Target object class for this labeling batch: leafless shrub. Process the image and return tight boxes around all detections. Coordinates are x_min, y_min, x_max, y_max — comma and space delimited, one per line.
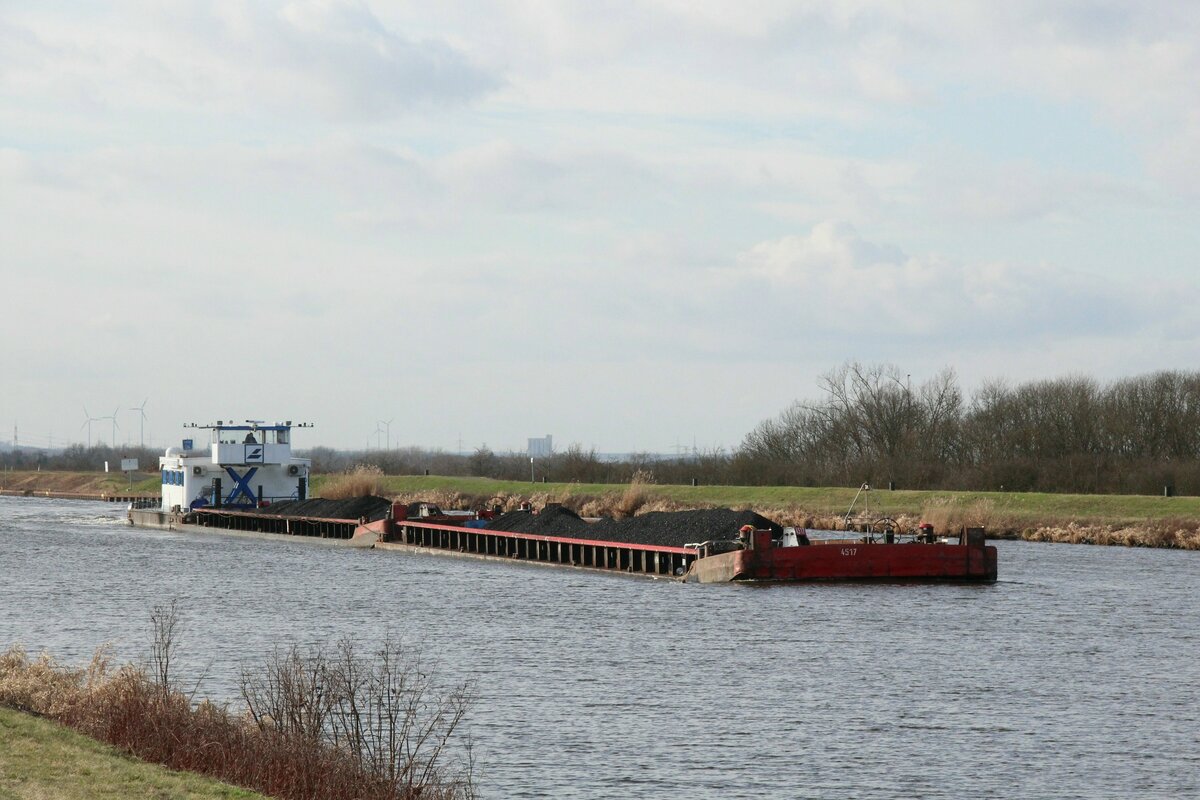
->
241, 643, 332, 743
149, 599, 179, 693
241, 634, 476, 798
1, 613, 476, 800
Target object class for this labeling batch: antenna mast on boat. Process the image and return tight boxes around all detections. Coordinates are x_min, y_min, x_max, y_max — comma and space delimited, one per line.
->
843, 482, 871, 527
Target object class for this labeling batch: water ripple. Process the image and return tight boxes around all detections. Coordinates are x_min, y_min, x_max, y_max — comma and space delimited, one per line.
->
1, 497, 1197, 799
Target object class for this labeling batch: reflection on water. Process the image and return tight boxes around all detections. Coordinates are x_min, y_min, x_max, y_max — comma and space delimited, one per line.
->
1, 496, 1197, 799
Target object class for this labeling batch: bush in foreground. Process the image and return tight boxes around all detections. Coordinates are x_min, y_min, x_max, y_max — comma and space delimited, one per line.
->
0, 606, 476, 800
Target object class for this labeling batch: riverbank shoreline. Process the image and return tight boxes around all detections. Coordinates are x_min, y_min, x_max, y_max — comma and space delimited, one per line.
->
6, 470, 1199, 549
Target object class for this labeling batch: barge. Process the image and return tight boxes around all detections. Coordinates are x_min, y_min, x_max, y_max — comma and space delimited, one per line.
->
366, 512, 996, 583
130, 421, 997, 582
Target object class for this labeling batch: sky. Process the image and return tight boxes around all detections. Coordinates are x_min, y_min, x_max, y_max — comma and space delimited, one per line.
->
3, 1, 1200, 454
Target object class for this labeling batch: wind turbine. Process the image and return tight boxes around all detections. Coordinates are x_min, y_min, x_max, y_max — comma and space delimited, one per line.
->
131, 398, 149, 448
378, 418, 393, 450
103, 407, 120, 446
81, 406, 100, 448
374, 422, 385, 450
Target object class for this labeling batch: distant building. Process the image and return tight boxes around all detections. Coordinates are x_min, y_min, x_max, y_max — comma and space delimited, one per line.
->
527, 435, 553, 458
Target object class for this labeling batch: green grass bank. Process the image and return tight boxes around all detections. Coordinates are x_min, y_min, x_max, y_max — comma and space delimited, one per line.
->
6, 470, 1198, 526
316, 473, 1200, 527
0, 706, 264, 800
5, 469, 1199, 546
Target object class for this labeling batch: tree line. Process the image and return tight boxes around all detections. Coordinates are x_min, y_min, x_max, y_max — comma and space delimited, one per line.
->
738, 363, 1200, 495
7, 364, 1198, 495
0, 443, 166, 473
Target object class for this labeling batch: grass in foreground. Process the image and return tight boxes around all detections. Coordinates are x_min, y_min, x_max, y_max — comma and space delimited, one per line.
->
0, 706, 263, 800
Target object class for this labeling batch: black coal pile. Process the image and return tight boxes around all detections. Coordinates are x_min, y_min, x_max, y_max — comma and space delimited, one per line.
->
486, 506, 592, 537
241, 495, 392, 522
486, 506, 782, 548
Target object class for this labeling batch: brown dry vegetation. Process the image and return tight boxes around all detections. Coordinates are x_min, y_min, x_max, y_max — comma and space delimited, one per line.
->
320, 464, 386, 500
0, 470, 157, 495
0, 605, 476, 800
1018, 519, 1200, 549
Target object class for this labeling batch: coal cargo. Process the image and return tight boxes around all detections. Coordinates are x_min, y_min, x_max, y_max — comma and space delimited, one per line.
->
239, 495, 393, 522
485, 506, 782, 548
486, 505, 593, 537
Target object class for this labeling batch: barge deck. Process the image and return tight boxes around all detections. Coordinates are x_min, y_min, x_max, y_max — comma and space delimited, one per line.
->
376, 518, 696, 579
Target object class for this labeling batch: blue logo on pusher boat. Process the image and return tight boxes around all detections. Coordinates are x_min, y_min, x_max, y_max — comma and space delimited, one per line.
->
245, 444, 264, 463
224, 467, 259, 505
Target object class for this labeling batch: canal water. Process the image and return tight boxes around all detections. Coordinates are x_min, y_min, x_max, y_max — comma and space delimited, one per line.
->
1, 496, 1197, 799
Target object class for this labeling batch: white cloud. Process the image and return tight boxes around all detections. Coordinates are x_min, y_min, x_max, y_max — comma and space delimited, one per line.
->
721, 221, 1178, 346
0, 2, 497, 121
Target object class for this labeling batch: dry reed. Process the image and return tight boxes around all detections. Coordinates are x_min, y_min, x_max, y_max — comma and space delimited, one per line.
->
1019, 518, 1200, 549
919, 497, 996, 534
612, 470, 656, 519
321, 465, 386, 500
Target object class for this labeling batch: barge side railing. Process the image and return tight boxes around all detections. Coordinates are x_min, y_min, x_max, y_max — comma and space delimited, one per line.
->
384, 519, 698, 579
190, 508, 362, 539
184, 510, 701, 577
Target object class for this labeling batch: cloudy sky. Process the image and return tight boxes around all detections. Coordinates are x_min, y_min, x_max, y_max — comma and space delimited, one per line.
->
3, 1, 1199, 453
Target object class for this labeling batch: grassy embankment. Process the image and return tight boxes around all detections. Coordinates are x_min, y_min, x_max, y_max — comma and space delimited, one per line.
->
349, 474, 1197, 524
6, 469, 1200, 547
0, 706, 264, 800
0, 470, 160, 497
317, 472, 1200, 549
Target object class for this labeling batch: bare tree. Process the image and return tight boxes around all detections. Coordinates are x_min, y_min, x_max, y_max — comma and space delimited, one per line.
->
241, 633, 476, 798
149, 599, 180, 693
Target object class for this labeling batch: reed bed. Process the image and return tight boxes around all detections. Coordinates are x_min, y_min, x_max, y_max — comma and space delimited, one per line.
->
1018, 519, 1200, 549
320, 464, 387, 500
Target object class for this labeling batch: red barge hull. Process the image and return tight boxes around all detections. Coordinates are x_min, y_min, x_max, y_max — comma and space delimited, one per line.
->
688, 530, 997, 583
370, 518, 998, 584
